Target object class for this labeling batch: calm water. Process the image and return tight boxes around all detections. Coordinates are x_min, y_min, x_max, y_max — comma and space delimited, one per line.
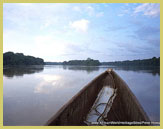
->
3, 65, 160, 125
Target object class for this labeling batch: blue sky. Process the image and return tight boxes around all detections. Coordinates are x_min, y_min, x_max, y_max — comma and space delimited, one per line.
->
3, 3, 160, 62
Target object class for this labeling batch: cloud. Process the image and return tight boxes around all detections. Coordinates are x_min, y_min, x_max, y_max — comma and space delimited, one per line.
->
147, 38, 160, 45
33, 35, 99, 60
73, 5, 103, 18
106, 26, 128, 32
134, 26, 160, 40
117, 14, 124, 17
34, 35, 67, 55
4, 3, 160, 61
17, 3, 34, 7
127, 25, 160, 53
3, 29, 34, 54
118, 3, 160, 18
40, 20, 51, 30
96, 12, 104, 17
63, 43, 100, 55
134, 3, 160, 17
69, 19, 90, 32
72, 6, 81, 12
63, 44, 85, 55
117, 4, 133, 17
118, 9, 130, 17
85, 6, 94, 16
126, 25, 160, 56
34, 74, 62, 94
112, 40, 156, 57
4, 3, 71, 31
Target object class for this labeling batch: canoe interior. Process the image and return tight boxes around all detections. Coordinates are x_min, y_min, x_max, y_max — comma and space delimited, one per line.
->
46, 69, 150, 126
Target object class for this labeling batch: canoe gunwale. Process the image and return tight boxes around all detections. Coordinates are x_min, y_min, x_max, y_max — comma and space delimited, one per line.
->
45, 71, 108, 125
110, 70, 150, 122
45, 69, 151, 126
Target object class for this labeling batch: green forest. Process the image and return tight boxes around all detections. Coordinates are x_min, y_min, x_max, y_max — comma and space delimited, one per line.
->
101, 57, 160, 66
3, 52, 44, 65
4, 51, 159, 67
46, 57, 160, 66
62, 58, 100, 66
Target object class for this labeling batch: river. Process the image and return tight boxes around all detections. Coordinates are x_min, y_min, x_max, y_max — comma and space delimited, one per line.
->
3, 65, 160, 125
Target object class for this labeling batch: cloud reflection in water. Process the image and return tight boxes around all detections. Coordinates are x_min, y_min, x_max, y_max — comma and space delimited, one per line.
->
34, 74, 62, 94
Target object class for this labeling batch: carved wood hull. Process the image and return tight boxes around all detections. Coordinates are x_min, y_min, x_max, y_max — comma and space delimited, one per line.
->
45, 69, 150, 126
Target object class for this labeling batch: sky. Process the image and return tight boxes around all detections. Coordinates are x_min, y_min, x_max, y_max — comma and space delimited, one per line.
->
3, 3, 160, 62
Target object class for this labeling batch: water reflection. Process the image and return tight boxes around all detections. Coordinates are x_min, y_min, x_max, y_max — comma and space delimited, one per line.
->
3, 65, 160, 78
3, 65, 44, 78
62, 65, 99, 73
112, 66, 160, 76
62, 65, 160, 76
3, 65, 160, 125
34, 74, 62, 94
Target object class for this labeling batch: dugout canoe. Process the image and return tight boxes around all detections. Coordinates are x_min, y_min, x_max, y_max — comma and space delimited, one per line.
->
46, 69, 150, 126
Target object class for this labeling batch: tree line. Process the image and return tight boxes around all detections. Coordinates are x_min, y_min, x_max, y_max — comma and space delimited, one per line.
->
101, 57, 160, 66
45, 58, 100, 66
4, 51, 159, 67
62, 58, 100, 66
45, 57, 160, 66
3, 52, 44, 66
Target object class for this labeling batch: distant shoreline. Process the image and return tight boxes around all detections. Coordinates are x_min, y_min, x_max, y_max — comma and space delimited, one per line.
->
45, 57, 160, 67
3, 51, 160, 67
